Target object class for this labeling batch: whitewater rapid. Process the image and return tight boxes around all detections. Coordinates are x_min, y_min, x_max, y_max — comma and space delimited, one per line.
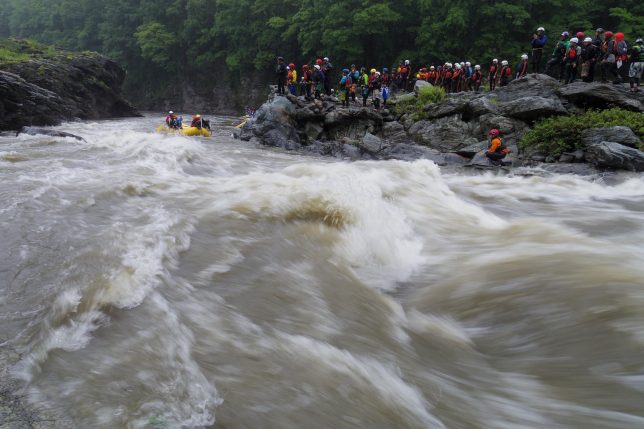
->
1, 116, 643, 429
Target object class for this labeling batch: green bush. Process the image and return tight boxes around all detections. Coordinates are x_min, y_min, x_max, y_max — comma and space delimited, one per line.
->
519, 108, 644, 157
392, 85, 446, 120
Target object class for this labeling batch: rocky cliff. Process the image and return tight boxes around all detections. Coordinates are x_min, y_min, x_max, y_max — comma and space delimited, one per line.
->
0, 39, 140, 131
238, 75, 644, 172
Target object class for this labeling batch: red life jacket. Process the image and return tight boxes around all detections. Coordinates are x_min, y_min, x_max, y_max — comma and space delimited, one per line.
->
566, 47, 577, 60
489, 64, 497, 76
503, 66, 511, 77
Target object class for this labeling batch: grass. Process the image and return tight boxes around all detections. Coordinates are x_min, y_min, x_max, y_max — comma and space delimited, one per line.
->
393, 85, 446, 120
519, 108, 644, 157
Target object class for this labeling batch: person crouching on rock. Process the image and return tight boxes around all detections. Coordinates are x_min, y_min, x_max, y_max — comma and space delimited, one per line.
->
486, 129, 510, 164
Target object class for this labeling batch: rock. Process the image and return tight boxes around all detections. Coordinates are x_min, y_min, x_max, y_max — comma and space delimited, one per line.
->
472, 114, 529, 141
382, 121, 408, 144
382, 143, 468, 166
493, 74, 560, 102
455, 140, 488, 158
389, 92, 416, 106
586, 141, 644, 172
16, 126, 85, 141
581, 126, 641, 149
341, 143, 361, 160
424, 98, 468, 119
304, 121, 324, 140
537, 163, 601, 175
558, 153, 575, 163
358, 133, 385, 156
414, 80, 432, 95
499, 96, 567, 121
408, 116, 475, 151
557, 82, 643, 112
467, 150, 513, 168
324, 108, 383, 140
252, 96, 301, 149
464, 96, 499, 119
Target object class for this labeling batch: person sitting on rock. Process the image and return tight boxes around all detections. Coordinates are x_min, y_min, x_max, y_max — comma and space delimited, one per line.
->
165, 111, 180, 129
629, 38, 643, 92
486, 128, 510, 164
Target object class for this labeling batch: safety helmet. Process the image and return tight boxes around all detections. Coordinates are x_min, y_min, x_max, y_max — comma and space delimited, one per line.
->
537, 27, 545, 32
404, 60, 410, 65
493, 59, 498, 63
316, 58, 323, 65
302, 64, 308, 70
501, 60, 508, 66
277, 56, 284, 61
383, 68, 389, 72
521, 53, 528, 60
596, 28, 604, 33
455, 64, 461, 69
604, 31, 614, 39
289, 63, 295, 69
615, 32, 624, 42
323, 57, 329, 61
342, 68, 349, 74
169, 110, 173, 114
576, 31, 585, 39
570, 37, 579, 44
376, 72, 381, 76
475, 65, 481, 70
561, 31, 569, 37
488, 128, 500, 136
583, 37, 593, 43
286, 66, 290, 70
430, 66, 435, 70
370, 68, 376, 73
314, 64, 321, 70
465, 61, 471, 66
351, 64, 356, 68
636, 38, 644, 44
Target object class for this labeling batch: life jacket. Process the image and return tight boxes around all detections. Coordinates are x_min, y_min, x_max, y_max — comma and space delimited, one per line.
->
287, 70, 293, 83
444, 70, 453, 80
489, 64, 497, 78
488, 137, 508, 154
400, 66, 409, 78
452, 69, 461, 79
566, 46, 577, 60
381, 73, 390, 85
517, 60, 529, 77
428, 71, 437, 82
473, 70, 482, 82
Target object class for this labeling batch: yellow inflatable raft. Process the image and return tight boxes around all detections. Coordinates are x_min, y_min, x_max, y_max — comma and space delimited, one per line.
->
155, 124, 211, 137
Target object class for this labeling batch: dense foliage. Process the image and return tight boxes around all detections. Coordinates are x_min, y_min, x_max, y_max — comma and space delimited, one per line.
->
519, 108, 644, 156
393, 85, 447, 120
1, 0, 642, 102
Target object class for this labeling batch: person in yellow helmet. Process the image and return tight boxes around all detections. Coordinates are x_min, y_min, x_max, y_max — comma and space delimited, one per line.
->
191, 114, 211, 130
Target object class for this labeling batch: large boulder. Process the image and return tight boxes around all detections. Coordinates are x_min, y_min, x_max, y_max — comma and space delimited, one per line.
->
252, 96, 301, 149
424, 98, 468, 119
493, 74, 560, 102
472, 114, 530, 141
414, 80, 432, 95
499, 96, 567, 121
381, 121, 409, 144
324, 108, 383, 140
358, 133, 386, 156
408, 116, 476, 151
455, 140, 488, 158
581, 126, 641, 149
464, 96, 499, 119
586, 141, 644, 172
557, 82, 644, 112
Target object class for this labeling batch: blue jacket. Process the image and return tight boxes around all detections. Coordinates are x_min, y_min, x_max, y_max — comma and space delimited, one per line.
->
532, 33, 548, 48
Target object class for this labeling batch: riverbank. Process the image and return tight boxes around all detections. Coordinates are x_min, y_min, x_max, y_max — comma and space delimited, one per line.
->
0, 38, 140, 131
239, 75, 644, 172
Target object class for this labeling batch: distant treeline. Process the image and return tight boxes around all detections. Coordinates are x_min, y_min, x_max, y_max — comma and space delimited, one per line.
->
1, 0, 642, 98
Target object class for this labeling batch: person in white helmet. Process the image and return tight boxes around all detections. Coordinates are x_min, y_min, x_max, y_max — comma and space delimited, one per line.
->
580, 37, 599, 82
628, 38, 643, 92
165, 110, 180, 129
516, 53, 530, 79
322, 57, 333, 96
499, 60, 512, 86
464, 61, 473, 90
531, 26, 548, 73
489, 59, 499, 90
564, 37, 582, 84
472, 65, 483, 91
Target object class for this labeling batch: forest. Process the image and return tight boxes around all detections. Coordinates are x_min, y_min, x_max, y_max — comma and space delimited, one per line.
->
1, 0, 642, 106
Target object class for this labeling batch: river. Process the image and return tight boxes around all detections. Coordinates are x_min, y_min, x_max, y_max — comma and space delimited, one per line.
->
1, 115, 644, 429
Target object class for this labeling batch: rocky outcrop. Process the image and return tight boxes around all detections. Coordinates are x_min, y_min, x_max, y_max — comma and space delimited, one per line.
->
242, 74, 643, 172
586, 142, 644, 172
0, 39, 139, 131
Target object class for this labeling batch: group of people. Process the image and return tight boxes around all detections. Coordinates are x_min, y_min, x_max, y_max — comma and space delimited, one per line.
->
164, 111, 211, 130
275, 26, 643, 108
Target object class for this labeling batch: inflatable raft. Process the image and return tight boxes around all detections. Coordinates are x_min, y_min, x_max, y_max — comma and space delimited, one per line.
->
155, 124, 211, 137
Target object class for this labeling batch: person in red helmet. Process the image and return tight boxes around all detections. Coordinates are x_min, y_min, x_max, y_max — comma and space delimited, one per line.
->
576, 31, 585, 41
301, 64, 313, 99
486, 128, 510, 164
287, 63, 298, 95
600, 31, 615, 83
614, 32, 628, 84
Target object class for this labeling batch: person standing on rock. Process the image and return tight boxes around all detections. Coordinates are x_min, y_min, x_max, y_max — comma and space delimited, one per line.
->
564, 37, 581, 84
359, 67, 370, 107
350, 65, 360, 104
499, 60, 512, 87
472, 65, 483, 91
301, 65, 313, 100
313, 64, 325, 99
531, 26, 548, 73
489, 59, 499, 90
580, 37, 598, 82
322, 57, 333, 96
287, 63, 297, 95
600, 31, 617, 83
545, 31, 569, 80
614, 33, 628, 84
628, 38, 643, 92
275, 57, 287, 96
339, 69, 351, 108
516, 54, 530, 79
486, 128, 510, 164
